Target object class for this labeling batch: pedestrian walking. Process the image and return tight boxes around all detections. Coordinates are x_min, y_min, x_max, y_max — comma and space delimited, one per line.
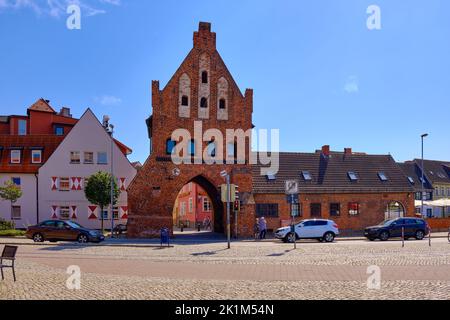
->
258, 217, 267, 240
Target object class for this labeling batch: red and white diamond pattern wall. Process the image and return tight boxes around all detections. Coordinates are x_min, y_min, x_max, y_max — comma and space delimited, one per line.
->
88, 205, 98, 220
71, 206, 78, 219
51, 177, 58, 191
119, 178, 126, 191
120, 206, 128, 219
71, 178, 83, 191
51, 206, 58, 219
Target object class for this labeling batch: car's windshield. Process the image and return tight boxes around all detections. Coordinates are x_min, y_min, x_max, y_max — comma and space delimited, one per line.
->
379, 219, 395, 226
66, 221, 83, 229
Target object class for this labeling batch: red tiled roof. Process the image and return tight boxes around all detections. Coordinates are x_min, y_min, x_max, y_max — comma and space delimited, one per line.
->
28, 98, 56, 114
0, 135, 64, 174
113, 138, 133, 155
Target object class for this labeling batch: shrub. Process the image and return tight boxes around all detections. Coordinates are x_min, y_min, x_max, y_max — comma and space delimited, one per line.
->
0, 218, 15, 231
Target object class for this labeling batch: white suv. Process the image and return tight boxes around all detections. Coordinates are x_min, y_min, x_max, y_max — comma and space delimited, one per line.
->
274, 219, 339, 243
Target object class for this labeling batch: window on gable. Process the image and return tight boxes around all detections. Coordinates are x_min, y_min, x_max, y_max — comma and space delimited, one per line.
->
84, 152, 94, 164
378, 172, 388, 181
201, 71, 208, 84
10, 150, 21, 164
31, 150, 42, 164
302, 171, 312, 181
181, 95, 189, 106
200, 97, 208, 109
70, 151, 80, 164
219, 99, 226, 109
348, 171, 359, 181
55, 126, 64, 136
97, 152, 108, 164
18, 120, 27, 135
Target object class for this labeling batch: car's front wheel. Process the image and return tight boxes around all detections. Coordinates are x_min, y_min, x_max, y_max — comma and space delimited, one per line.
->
415, 230, 425, 240
379, 231, 389, 241
77, 234, 89, 244
285, 232, 297, 243
323, 232, 335, 243
33, 233, 44, 243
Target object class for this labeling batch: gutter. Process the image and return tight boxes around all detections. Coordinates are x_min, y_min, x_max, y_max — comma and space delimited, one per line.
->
35, 173, 39, 224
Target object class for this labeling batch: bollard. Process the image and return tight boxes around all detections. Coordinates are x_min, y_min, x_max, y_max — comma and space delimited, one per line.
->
402, 227, 405, 248
428, 227, 432, 247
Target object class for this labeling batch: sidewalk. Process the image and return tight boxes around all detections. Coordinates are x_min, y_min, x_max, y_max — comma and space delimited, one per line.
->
0, 232, 447, 248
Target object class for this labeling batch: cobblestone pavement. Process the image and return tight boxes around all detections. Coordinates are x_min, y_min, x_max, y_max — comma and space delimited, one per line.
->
0, 238, 449, 300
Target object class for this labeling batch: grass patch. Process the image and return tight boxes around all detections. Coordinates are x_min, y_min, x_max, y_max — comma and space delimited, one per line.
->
0, 229, 26, 237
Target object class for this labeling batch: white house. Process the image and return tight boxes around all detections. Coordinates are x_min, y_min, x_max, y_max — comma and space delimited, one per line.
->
38, 109, 137, 230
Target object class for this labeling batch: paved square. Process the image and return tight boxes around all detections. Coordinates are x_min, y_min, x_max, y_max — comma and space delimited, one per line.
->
0, 238, 449, 300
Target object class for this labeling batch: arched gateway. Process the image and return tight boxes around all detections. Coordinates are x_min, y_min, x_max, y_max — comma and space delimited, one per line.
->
127, 22, 255, 238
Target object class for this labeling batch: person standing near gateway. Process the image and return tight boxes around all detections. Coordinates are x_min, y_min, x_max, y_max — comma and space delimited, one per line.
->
258, 217, 267, 240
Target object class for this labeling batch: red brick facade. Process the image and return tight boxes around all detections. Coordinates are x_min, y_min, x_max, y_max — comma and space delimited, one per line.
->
254, 192, 415, 235
127, 22, 255, 238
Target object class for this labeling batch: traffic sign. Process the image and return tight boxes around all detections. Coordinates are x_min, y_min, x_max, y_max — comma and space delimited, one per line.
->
221, 184, 236, 202
285, 180, 299, 195
286, 194, 299, 204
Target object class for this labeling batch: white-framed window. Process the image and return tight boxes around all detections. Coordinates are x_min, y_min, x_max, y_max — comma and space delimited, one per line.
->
10, 150, 21, 164
31, 150, 42, 164
98, 152, 108, 164
59, 206, 70, 220
70, 151, 81, 164
84, 152, 94, 164
11, 206, 21, 220
189, 198, 193, 213
59, 177, 70, 191
113, 207, 119, 220
100, 210, 108, 220
180, 202, 186, 216
18, 119, 27, 135
203, 197, 211, 212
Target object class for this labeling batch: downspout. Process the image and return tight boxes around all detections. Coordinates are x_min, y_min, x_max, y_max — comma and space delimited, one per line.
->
35, 173, 39, 224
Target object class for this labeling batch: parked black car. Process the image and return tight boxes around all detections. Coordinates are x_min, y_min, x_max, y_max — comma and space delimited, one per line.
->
364, 217, 430, 241
26, 220, 105, 243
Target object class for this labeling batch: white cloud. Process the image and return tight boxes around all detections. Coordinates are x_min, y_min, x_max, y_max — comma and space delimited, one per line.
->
95, 95, 122, 106
344, 76, 359, 94
0, 0, 118, 17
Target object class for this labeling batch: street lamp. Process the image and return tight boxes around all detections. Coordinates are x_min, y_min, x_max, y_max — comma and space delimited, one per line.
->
421, 133, 429, 218
220, 170, 231, 249
109, 123, 115, 238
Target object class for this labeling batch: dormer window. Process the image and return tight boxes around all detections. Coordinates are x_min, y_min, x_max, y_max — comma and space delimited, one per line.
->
407, 177, 415, 185
10, 150, 21, 164
348, 171, 359, 181
200, 97, 208, 108
201, 71, 208, 84
181, 95, 189, 106
302, 171, 312, 181
378, 172, 388, 181
31, 150, 42, 164
219, 99, 226, 109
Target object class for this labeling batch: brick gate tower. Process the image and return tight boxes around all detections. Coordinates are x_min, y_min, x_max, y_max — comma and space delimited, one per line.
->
127, 22, 255, 238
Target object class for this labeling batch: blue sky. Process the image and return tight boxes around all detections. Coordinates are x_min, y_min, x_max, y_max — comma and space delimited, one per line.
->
0, 0, 449, 163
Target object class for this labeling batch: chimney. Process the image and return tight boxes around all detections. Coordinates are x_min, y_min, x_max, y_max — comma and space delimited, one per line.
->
344, 148, 352, 155
193, 22, 216, 50
321, 145, 330, 157
59, 107, 72, 118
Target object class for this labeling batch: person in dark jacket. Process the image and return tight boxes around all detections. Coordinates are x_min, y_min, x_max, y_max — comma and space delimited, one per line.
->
258, 217, 267, 240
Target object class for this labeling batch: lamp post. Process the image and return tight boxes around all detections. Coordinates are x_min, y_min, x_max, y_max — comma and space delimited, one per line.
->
109, 123, 115, 238
421, 133, 428, 218
220, 170, 231, 249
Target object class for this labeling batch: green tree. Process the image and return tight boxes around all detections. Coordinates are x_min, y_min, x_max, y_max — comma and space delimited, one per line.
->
0, 180, 23, 228
84, 171, 120, 233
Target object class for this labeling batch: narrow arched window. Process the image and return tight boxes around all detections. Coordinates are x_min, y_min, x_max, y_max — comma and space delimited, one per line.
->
201, 71, 208, 84
200, 97, 208, 108
166, 139, 176, 155
189, 139, 195, 156
219, 98, 226, 109
181, 95, 189, 106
